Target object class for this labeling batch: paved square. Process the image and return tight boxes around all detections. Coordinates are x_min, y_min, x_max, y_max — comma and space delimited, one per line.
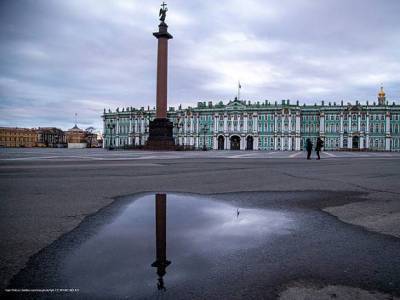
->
1, 148, 399, 298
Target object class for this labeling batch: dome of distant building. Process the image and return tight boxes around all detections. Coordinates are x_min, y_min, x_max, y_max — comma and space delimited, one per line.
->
66, 124, 87, 149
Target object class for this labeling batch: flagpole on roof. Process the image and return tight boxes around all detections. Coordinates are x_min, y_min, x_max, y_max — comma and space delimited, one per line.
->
238, 81, 241, 101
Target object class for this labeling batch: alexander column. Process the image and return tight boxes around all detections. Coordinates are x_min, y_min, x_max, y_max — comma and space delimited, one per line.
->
147, 2, 175, 150
151, 193, 171, 290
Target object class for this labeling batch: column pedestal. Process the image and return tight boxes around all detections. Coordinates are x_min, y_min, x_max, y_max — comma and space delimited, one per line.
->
146, 118, 175, 150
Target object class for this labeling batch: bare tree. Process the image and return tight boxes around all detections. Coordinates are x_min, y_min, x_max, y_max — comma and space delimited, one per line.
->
85, 127, 96, 148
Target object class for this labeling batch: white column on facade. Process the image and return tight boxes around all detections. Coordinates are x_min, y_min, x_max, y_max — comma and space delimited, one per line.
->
223, 115, 228, 133
128, 117, 132, 145
254, 136, 259, 150
274, 113, 278, 135
135, 118, 139, 145
339, 113, 343, 149
295, 113, 301, 151
360, 136, 364, 149
190, 116, 194, 134
295, 137, 300, 150
348, 136, 352, 149
116, 118, 120, 147
339, 114, 344, 148
192, 115, 196, 135
366, 114, 370, 149
102, 117, 106, 148
225, 135, 230, 150
240, 136, 245, 150
288, 114, 292, 150
385, 112, 391, 151
244, 114, 248, 132
319, 112, 325, 137
253, 114, 258, 133
274, 136, 278, 150
183, 116, 187, 143
357, 114, 361, 132
348, 115, 352, 134
339, 114, 343, 133
144, 118, 149, 144
214, 115, 218, 133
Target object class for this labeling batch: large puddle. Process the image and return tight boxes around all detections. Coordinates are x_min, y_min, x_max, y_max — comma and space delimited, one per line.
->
62, 193, 294, 298
8, 192, 400, 299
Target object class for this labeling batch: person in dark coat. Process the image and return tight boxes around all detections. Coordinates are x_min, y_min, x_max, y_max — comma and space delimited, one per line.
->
315, 137, 324, 160
306, 138, 313, 160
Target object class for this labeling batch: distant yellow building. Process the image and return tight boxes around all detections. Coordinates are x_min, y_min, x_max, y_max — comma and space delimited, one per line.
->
66, 124, 87, 148
37, 127, 67, 148
0, 127, 38, 148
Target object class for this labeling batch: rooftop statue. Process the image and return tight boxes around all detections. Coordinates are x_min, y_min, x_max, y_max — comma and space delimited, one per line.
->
159, 2, 168, 23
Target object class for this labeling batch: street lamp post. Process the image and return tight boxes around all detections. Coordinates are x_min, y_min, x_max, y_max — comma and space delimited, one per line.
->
174, 120, 181, 147
201, 124, 208, 151
107, 121, 115, 150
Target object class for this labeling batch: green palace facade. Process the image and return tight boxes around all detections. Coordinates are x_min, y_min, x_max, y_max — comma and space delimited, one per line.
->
102, 87, 400, 151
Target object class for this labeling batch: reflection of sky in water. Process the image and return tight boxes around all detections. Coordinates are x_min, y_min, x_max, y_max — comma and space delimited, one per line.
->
62, 194, 295, 298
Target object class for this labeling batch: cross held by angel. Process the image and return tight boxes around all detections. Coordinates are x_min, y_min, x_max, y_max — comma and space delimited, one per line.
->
159, 2, 168, 23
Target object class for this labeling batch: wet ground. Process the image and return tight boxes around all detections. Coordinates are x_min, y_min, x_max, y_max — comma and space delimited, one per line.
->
6, 192, 400, 299
1, 147, 400, 161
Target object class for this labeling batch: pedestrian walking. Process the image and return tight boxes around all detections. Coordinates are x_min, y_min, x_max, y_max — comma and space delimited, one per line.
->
315, 137, 324, 160
306, 138, 313, 160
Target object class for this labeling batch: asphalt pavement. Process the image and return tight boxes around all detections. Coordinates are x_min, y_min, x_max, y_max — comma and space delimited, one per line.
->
1, 148, 399, 298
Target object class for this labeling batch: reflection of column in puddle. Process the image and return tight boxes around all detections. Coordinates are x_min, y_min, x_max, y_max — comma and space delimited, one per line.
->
151, 193, 171, 291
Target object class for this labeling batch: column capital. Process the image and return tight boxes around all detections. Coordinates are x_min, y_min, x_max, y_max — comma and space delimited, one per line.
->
153, 23, 173, 39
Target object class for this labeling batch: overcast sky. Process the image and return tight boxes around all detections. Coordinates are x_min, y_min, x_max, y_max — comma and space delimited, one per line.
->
1, 0, 399, 131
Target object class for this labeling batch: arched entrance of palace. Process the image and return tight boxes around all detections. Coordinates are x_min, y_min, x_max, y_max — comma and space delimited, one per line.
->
352, 136, 359, 149
230, 135, 240, 150
218, 135, 224, 150
246, 136, 253, 150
